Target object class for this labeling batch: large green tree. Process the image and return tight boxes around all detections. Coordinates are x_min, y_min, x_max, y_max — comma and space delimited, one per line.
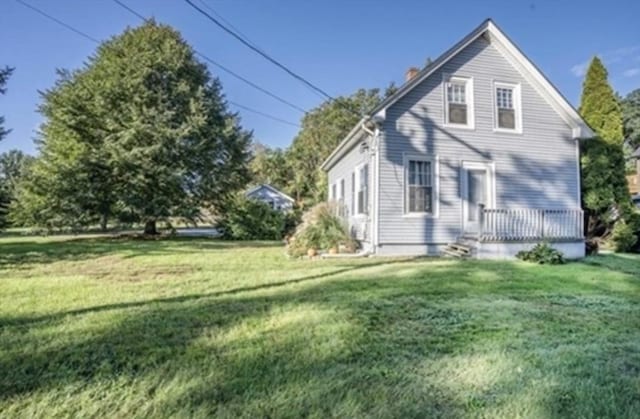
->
0, 66, 13, 141
287, 87, 390, 204
579, 57, 632, 239
16, 22, 251, 233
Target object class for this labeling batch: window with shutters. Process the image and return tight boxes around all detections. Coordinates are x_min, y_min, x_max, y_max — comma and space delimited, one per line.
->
494, 82, 522, 132
444, 75, 474, 129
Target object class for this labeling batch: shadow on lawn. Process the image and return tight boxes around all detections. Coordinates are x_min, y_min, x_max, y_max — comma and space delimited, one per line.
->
2, 258, 640, 417
0, 236, 282, 270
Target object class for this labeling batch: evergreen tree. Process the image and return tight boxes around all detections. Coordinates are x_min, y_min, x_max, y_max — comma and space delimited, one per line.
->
0, 150, 34, 228
579, 57, 624, 145
0, 66, 13, 141
15, 22, 251, 233
579, 57, 632, 239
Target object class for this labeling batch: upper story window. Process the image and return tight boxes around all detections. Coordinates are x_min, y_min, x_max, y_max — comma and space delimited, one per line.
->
444, 75, 474, 129
330, 183, 337, 201
494, 82, 522, 132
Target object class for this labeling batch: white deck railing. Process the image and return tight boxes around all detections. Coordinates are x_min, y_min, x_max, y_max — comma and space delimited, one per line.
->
480, 207, 584, 242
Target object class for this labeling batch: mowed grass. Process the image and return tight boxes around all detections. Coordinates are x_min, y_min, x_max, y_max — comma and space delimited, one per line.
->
1, 236, 639, 418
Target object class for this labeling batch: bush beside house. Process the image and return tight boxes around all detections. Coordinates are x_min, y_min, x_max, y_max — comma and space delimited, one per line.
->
287, 203, 356, 257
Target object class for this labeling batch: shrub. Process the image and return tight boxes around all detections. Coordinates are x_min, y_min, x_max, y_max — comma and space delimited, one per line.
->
283, 208, 302, 238
287, 202, 356, 257
516, 243, 565, 265
610, 220, 638, 252
217, 194, 285, 240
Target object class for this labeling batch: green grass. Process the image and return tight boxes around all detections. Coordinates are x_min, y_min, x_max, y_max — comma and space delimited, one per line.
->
1, 235, 639, 418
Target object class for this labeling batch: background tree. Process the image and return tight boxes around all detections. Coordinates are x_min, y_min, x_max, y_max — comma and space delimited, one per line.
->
0, 150, 34, 228
249, 142, 292, 192
621, 89, 640, 166
0, 66, 14, 141
15, 22, 251, 234
579, 57, 633, 240
287, 88, 389, 204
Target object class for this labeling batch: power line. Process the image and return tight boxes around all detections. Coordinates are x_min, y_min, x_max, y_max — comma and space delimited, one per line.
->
196, 0, 261, 52
228, 101, 300, 128
183, 0, 335, 102
111, 0, 308, 114
15, 0, 302, 128
15, 0, 100, 44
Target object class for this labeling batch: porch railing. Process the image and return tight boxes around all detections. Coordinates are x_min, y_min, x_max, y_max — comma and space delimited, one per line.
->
479, 206, 584, 242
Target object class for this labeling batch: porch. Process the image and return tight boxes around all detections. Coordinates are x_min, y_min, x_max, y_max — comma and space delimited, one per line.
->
476, 206, 584, 242
446, 207, 585, 259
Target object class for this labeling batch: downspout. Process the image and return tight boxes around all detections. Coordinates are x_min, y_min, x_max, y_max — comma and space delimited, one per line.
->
361, 120, 379, 253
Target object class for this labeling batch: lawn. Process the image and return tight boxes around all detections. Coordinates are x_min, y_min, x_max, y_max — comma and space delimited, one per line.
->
1, 235, 639, 418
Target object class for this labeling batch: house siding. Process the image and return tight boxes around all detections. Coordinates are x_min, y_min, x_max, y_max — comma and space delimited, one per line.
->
378, 35, 580, 246
327, 141, 373, 246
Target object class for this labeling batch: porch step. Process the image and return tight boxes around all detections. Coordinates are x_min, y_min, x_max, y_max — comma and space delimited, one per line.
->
442, 240, 477, 258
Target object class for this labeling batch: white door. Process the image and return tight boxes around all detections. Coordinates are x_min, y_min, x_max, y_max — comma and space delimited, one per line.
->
462, 162, 494, 235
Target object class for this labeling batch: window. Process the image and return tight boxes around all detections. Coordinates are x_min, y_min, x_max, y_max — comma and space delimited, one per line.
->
339, 179, 345, 204
444, 75, 474, 128
494, 82, 521, 132
406, 159, 433, 213
331, 183, 337, 201
351, 172, 356, 215
356, 164, 368, 215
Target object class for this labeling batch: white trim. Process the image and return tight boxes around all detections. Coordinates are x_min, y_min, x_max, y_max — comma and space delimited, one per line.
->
575, 138, 582, 207
492, 81, 522, 134
485, 22, 592, 138
322, 19, 593, 174
460, 161, 496, 234
403, 153, 440, 218
442, 74, 475, 130
338, 177, 345, 201
246, 184, 295, 203
373, 130, 381, 249
354, 162, 369, 216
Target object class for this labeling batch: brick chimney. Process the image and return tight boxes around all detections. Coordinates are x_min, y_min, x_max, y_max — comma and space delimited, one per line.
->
405, 67, 420, 82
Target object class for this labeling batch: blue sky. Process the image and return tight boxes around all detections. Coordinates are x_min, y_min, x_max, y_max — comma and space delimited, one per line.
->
1, 0, 639, 155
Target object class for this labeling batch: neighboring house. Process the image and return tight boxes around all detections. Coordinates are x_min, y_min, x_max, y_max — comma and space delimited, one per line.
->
322, 19, 593, 259
246, 184, 294, 211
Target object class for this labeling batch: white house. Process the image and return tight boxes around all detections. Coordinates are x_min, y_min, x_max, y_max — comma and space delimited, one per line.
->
246, 184, 295, 211
322, 19, 593, 259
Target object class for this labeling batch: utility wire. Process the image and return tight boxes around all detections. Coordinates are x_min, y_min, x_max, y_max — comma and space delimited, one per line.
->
111, 0, 307, 114
196, 0, 260, 52
183, 0, 335, 102
15, 0, 302, 128
15, 0, 100, 43
228, 101, 299, 128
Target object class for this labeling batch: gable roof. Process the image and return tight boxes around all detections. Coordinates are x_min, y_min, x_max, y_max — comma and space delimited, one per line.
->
321, 19, 594, 171
245, 184, 295, 202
